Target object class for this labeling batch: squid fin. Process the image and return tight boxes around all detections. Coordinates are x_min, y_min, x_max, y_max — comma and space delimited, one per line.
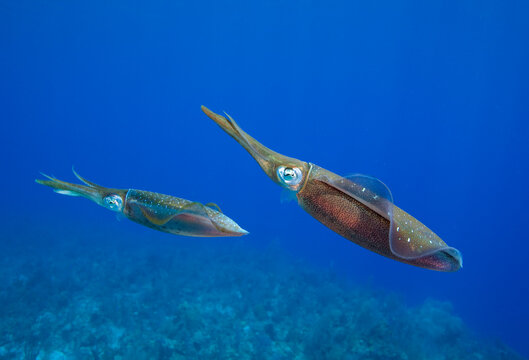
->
317, 174, 394, 220
205, 202, 222, 213
180, 202, 226, 233
139, 201, 222, 230
318, 173, 457, 260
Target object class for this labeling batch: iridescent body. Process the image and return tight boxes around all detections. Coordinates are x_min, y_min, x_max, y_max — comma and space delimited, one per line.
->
201, 106, 462, 271
36, 170, 248, 237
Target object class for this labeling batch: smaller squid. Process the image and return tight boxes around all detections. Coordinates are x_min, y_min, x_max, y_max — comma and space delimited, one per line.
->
202, 106, 462, 271
36, 170, 248, 237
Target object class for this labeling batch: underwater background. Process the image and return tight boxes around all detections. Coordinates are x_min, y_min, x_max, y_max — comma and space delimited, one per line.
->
1, 0, 528, 359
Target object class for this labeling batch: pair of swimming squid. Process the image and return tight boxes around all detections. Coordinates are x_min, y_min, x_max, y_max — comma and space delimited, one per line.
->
37, 106, 462, 272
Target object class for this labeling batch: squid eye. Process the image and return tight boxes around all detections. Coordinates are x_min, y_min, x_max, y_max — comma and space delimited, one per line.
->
277, 166, 303, 188
103, 194, 123, 211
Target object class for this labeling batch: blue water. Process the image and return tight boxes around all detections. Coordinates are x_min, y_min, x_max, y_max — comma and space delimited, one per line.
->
1, 0, 528, 358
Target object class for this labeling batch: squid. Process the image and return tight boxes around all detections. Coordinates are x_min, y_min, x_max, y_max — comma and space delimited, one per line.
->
201, 106, 462, 271
36, 170, 248, 237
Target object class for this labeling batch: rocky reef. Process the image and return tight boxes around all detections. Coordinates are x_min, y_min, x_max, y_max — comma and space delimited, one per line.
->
0, 224, 522, 360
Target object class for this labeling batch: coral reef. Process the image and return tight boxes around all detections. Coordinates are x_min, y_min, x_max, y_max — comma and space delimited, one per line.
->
0, 226, 522, 360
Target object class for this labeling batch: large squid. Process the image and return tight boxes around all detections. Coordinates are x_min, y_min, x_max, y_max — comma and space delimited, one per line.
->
36, 170, 248, 237
201, 106, 462, 271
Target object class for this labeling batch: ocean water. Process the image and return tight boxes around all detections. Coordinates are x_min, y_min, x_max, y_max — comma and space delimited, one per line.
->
1, 0, 528, 359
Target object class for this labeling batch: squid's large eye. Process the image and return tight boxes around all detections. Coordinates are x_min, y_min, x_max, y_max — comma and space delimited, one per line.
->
103, 194, 123, 211
277, 166, 303, 188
